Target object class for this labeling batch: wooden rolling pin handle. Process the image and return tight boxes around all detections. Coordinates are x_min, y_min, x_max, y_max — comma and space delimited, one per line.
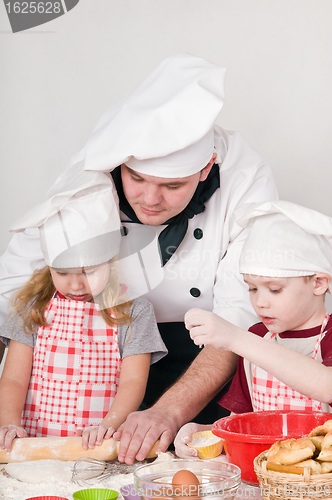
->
266, 462, 305, 475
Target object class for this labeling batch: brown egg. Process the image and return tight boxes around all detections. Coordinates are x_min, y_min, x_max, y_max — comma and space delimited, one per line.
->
172, 469, 200, 500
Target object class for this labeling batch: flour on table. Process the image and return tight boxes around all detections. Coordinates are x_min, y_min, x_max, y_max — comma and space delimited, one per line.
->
0, 461, 135, 500
0, 454, 263, 500
155, 452, 175, 461
5, 459, 74, 483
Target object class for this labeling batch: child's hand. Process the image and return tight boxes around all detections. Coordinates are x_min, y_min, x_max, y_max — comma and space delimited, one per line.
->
0, 424, 27, 452
174, 423, 206, 458
184, 308, 234, 350
80, 425, 115, 449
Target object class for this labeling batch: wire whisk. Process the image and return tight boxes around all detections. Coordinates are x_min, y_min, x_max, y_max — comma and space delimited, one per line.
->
72, 456, 138, 485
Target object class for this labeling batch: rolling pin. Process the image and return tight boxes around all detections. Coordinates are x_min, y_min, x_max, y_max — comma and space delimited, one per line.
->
0, 436, 159, 463
266, 462, 305, 475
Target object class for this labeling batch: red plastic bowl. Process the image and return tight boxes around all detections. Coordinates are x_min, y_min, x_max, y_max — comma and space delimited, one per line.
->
212, 411, 332, 485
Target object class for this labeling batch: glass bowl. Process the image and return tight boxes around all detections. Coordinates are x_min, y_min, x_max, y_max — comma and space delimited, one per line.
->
134, 459, 241, 500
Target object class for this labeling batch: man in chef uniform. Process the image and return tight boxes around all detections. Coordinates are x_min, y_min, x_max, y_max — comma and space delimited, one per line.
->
0, 53, 278, 462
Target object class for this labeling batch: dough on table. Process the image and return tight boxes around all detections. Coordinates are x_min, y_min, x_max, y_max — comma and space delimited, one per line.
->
5, 459, 75, 483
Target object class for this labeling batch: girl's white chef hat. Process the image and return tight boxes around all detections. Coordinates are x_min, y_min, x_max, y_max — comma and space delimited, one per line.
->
235, 200, 332, 279
73, 53, 226, 178
10, 165, 121, 269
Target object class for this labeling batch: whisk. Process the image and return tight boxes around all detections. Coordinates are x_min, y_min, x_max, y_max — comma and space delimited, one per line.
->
72, 456, 140, 485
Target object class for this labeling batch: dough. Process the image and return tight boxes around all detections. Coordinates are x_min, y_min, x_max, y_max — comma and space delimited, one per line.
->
5, 459, 75, 483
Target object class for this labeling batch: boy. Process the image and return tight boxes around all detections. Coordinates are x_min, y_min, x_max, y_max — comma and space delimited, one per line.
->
175, 201, 332, 457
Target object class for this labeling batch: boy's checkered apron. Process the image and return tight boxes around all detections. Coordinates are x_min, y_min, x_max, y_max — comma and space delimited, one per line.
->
22, 296, 121, 437
252, 314, 330, 412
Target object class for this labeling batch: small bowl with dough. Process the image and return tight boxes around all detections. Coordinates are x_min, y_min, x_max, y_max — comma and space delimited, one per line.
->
187, 430, 223, 459
73, 488, 119, 500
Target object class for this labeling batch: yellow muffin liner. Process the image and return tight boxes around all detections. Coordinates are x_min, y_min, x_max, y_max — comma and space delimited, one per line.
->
187, 430, 223, 459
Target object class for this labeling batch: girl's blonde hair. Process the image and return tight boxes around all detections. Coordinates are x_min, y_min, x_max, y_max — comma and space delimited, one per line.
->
11, 262, 132, 334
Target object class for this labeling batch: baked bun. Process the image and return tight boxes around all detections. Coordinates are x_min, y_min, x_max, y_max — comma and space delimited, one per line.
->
267, 437, 315, 465
320, 461, 332, 474
317, 431, 332, 461
265, 419, 332, 475
310, 435, 324, 451
322, 432, 332, 449
317, 449, 332, 461
309, 420, 332, 437
294, 459, 321, 474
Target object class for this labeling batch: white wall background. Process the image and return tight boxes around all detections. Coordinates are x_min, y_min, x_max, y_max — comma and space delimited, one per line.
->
1, 0, 332, 253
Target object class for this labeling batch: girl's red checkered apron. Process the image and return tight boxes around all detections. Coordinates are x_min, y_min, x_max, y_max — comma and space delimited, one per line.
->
22, 295, 121, 437
252, 314, 330, 412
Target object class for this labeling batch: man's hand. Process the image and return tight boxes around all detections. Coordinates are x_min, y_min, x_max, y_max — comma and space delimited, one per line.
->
113, 344, 237, 465
113, 408, 178, 464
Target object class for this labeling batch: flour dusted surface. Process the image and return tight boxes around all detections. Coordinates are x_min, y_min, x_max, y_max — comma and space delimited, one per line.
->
0, 452, 264, 499
0, 453, 175, 500
5, 460, 74, 483
0, 461, 134, 500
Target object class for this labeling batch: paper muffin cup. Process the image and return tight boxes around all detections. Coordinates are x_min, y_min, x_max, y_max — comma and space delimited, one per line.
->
73, 488, 119, 500
25, 497, 69, 500
187, 430, 223, 459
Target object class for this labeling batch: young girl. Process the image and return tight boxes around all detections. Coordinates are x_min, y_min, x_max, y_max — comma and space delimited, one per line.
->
175, 200, 332, 457
0, 173, 167, 452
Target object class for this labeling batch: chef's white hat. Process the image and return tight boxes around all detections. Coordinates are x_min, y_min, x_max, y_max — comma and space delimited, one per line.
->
10, 165, 121, 269
78, 53, 225, 178
236, 200, 332, 279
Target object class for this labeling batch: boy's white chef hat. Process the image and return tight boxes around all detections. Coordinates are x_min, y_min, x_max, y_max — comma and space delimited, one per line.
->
75, 53, 225, 178
235, 200, 332, 279
10, 165, 121, 269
